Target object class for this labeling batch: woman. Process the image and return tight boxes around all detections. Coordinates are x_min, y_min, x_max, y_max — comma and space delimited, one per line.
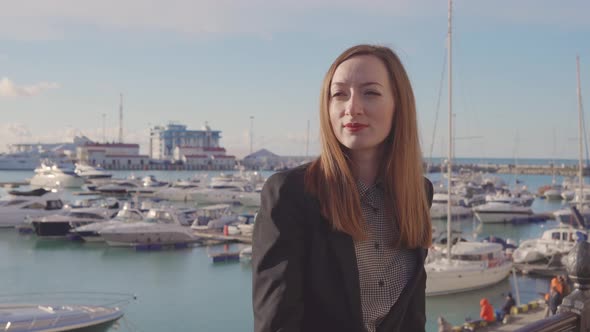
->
252, 44, 433, 332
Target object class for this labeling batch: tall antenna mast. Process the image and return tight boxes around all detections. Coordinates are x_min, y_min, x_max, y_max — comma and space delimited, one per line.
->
118, 93, 124, 143
446, 0, 453, 262
577, 56, 584, 208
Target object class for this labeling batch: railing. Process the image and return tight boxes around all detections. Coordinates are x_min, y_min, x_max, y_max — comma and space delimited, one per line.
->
515, 312, 578, 332
515, 240, 590, 332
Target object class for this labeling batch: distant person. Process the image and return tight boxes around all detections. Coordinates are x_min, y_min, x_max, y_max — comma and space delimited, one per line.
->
480, 298, 495, 322
252, 44, 434, 332
501, 293, 516, 317
549, 287, 563, 315
559, 275, 570, 297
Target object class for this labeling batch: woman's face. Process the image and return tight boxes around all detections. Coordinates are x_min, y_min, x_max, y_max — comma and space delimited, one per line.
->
329, 55, 395, 154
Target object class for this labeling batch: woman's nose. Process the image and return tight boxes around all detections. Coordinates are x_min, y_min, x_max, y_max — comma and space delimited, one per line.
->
344, 93, 363, 116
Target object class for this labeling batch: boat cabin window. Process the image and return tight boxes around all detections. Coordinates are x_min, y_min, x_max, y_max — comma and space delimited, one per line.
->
452, 254, 481, 261
552, 232, 561, 240
69, 212, 104, 219
46, 200, 63, 210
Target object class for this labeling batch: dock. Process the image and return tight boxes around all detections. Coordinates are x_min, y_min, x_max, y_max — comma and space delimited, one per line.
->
478, 305, 546, 331
447, 301, 547, 332
191, 230, 252, 244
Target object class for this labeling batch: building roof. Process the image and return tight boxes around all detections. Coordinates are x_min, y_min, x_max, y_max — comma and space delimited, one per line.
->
184, 155, 209, 159
105, 154, 149, 158
85, 143, 139, 148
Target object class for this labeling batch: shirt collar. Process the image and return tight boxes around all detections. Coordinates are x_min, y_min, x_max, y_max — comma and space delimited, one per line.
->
356, 179, 384, 200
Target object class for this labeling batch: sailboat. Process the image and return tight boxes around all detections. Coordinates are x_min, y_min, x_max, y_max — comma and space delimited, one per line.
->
552, 56, 590, 226
425, 0, 512, 296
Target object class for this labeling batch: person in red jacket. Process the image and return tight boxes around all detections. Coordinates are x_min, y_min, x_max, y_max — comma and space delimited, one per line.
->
480, 298, 495, 322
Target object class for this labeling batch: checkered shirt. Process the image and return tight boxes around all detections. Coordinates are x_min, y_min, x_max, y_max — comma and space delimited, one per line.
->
354, 181, 417, 332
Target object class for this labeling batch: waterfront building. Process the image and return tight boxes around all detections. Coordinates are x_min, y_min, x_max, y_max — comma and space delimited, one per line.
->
77, 143, 149, 170
149, 123, 222, 160
150, 123, 235, 170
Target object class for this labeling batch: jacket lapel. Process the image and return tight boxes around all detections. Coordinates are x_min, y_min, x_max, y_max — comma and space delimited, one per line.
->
326, 226, 363, 330
376, 247, 428, 332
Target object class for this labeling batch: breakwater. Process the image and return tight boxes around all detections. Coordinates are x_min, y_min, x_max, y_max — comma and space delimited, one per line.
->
427, 163, 590, 176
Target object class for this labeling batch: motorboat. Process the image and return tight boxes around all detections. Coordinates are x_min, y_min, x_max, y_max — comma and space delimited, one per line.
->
191, 204, 238, 230
485, 190, 534, 207
153, 180, 202, 201
0, 304, 122, 332
29, 162, 85, 188
0, 189, 66, 228
239, 246, 252, 262
512, 226, 587, 264
99, 207, 197, 247
553, 205, 590, 226
544, 184, 564, 201
425, 242, 513, 296
0, 292, 133, 332
430, 193, 473, 220
473, 202, 534, 223
74, 163, 113, 181
31, 207, 118, 237
189, 187, 260, 206
69, 207, 146, 242
226, 214, 256, 236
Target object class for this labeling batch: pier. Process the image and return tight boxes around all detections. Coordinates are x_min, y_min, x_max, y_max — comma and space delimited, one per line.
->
191, 229, 252, 244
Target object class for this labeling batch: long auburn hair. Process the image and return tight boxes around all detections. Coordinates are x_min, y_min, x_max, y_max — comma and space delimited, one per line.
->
305, 44, 431, 248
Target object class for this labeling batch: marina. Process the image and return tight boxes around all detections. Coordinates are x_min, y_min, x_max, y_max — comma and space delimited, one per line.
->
1, 167, 583, 331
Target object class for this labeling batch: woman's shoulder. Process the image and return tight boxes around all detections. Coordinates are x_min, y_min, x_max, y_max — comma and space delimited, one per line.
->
264, 163, 310, 193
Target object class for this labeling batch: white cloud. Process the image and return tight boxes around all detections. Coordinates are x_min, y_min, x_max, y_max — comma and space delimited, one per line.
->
0, 78, 60, 98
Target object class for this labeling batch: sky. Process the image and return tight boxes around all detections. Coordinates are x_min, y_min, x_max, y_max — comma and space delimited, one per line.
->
1, 0, 589, 160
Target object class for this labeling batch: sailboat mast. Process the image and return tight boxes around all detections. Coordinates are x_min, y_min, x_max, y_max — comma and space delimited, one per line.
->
577, 56, 584, 207
447, 0, 453, 260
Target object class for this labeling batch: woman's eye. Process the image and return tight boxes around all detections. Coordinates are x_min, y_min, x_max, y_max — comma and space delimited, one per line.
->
365, 90, 381, 96
331, 91, 346, 98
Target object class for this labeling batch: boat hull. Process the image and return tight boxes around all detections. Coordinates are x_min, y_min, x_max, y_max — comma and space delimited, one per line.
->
426, 262, 512, 296
474, 211, 533, 223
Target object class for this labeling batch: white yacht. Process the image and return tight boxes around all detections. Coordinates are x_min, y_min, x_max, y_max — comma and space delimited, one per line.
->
512, 226, 587, 264
544, 184, 564, 201
0, 152, 40, 170
473, 202, 534, 223
0, 189, 66, 228
191, 204, 237, 230
190, 187, 260, 206
74, 163, 113, 181
430, 193, 473, 220
30, 162, 85, 188
485, 190, 534, 207
553, 205, 590, 226
99, 208, 197, 247
153, 180, 202, 201
425, 242, 513, 296
70, 207, 146, 242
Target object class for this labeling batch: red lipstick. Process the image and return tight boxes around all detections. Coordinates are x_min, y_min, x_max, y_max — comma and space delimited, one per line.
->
343, 123, 368, 132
